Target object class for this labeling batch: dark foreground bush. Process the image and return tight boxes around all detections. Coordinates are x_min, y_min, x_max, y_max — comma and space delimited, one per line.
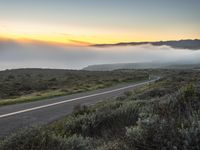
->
63, 101, 139, 138
0, 128, 65, 150
125, 85, 200, 150
0, 128, 93, 150
126, 116, 200, 150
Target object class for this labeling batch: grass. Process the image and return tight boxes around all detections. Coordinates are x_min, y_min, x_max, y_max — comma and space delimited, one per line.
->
0, 69, 149, 106
0, 83, 108, 106
0, 90, 66, 106
0, 79, 148, 106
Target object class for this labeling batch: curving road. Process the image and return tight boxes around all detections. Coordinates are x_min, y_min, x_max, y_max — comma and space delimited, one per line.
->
0, 78, 159, 138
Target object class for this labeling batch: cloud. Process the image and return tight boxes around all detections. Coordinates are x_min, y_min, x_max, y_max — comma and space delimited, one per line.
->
0, 40, 200, 70
69, 40, 93, 46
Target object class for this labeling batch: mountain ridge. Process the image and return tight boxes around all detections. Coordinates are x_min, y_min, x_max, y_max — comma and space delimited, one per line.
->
93, 39, 200, 50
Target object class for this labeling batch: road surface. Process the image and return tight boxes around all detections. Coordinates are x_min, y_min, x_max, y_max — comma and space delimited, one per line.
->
0, 78, 159, 138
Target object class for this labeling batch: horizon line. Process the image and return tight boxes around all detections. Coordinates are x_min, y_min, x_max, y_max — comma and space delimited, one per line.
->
0, 36, 199, 47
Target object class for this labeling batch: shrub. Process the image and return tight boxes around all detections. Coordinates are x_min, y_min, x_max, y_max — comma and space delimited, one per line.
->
126, 115, 200, 150
63, 102, 139, 138
125, 85, 200, 150
0, 128, 67, 150
0, 129, 94, 150
73, 104, 90, 116
62, 134, 93, 150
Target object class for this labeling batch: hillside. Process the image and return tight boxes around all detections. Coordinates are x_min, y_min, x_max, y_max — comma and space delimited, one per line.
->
0, 68, 148, 105
83, 63, 200, 71
1, 69, 200, 150
93, 39, 200, 50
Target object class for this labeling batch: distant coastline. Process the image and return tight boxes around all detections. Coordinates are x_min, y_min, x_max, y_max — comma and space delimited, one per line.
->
93, 39, 200, 50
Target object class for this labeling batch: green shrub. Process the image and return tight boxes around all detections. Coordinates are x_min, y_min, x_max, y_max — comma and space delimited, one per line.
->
62, 134, 93, 150
73, 104, 91, 116
126, 115, 200, 150
63, 102, 139, 138
125, 85, 200, 150
0, 128, 67, 150
0, 129, 94, 150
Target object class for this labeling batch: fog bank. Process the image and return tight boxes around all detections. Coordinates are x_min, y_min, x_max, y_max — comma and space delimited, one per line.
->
0, 40, 200, 70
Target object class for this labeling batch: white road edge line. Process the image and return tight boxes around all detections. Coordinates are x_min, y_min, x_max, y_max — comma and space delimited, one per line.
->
0, 79, 158, 119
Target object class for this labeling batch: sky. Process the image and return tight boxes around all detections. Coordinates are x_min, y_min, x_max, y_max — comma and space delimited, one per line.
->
0, 0, 200, 70
0, 0, 200, 45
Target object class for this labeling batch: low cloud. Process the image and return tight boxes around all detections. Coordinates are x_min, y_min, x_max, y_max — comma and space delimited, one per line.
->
0, 40, 200, 70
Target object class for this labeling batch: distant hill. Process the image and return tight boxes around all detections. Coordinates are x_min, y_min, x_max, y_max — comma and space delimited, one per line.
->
93, 39, 200, 50
83, 63, 200, 71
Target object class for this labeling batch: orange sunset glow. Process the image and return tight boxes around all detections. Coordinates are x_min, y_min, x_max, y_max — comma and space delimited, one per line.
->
1, 19, 199, 46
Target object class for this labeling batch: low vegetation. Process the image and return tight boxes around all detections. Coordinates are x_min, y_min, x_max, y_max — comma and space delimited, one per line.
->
0, 69, 200, 149
0, 69, 148, 106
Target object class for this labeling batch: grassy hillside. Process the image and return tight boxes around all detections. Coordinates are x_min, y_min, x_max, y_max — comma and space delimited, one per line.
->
83, 63, 200, 71
1, 69, 200, 150
0, 69, 148, 106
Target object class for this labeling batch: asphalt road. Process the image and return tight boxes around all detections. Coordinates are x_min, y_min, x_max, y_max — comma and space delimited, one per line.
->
0, 78, 159, 138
